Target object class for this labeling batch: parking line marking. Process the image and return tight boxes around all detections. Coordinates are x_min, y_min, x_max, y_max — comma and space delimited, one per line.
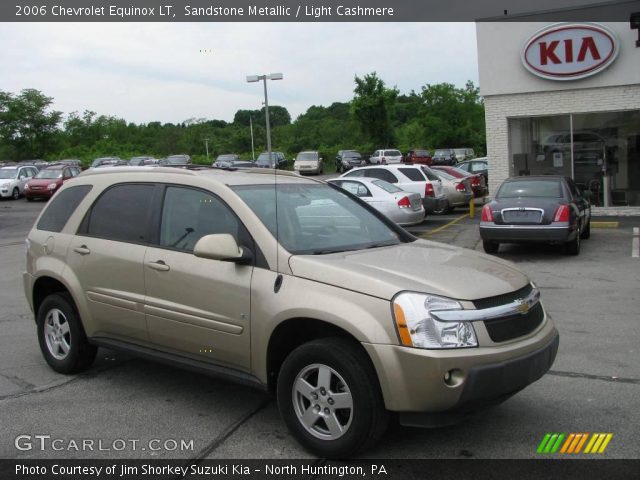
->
591, 221, 619, 228
420, 213, 469, 237
633, 227, 639, 259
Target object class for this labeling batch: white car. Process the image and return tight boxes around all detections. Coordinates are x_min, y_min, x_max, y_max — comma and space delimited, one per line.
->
340, 164, 447, 214
328, 177, 425, 226
369, 149, 403, 165
0, 165, 38, 199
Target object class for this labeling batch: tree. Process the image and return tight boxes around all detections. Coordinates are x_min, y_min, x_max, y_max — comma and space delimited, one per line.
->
0, 89, 62, 159
351, 72, 398, 147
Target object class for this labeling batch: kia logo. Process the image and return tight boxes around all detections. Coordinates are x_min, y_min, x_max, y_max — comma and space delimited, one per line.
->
522, 23, 619, 81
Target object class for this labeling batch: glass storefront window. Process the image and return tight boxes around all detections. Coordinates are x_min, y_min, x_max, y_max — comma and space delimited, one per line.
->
508, 111, 640, 206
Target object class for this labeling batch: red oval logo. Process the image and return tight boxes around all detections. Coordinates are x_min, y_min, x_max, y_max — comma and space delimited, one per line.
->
521, 23, 619, 81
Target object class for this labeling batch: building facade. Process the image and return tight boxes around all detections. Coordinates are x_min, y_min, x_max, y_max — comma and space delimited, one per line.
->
477, 20, 640, 206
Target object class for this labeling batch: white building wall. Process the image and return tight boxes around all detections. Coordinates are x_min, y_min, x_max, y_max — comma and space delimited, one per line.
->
484, 84, 640, 194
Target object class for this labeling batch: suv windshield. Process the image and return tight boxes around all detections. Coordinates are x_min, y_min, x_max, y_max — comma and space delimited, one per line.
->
233, 183, 404, 254
0, 168, 18, 179
296, 153, 318, 161
35, 169, 63, 179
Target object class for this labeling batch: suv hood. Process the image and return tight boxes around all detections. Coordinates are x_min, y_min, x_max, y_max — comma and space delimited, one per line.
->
288, 239, 529, 301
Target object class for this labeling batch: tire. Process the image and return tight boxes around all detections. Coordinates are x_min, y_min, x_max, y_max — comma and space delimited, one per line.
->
277, 338, 388, 458
483, 240, 499, 254
12, 187, 19, 200
580, 219, 591, 239
433, 200, 450, 215
37, 293, 97, 374
26, 197, 34, 202
565, 229, 581, 255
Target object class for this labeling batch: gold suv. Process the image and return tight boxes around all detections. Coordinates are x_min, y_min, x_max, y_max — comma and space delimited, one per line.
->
24, 167, 559, 457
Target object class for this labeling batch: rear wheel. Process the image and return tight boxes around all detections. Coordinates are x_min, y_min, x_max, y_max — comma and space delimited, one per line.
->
433, 200, 450, 215
565, 229, 581, 255
580, 219, 591, 239
277, 338, 388, 458
483, 240, 499, 254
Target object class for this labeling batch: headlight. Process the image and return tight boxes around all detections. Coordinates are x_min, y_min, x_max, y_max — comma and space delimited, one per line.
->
1, 182, 9, 188
24, 183, 30, 189
47, 183, 57, 190
392, 292, 477, 349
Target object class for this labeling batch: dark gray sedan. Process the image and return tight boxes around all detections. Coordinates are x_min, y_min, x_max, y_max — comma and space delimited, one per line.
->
480, 176, 591, 255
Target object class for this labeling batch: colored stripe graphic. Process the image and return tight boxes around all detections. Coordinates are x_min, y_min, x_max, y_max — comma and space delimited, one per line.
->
539, 433, 613, 454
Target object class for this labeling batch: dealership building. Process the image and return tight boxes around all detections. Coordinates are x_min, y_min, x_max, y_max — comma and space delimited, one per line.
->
476, 17, 640, 207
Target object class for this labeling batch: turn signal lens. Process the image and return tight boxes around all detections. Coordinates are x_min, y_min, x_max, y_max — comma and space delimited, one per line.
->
554, 204, 570, 222
481, 204, 493, 222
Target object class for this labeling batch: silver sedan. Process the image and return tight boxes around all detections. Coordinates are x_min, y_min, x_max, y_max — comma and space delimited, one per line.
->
328, 177, 425, 226
432, 169, 473, 213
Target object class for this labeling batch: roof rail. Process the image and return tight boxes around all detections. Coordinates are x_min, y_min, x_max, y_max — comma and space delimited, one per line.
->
81, 166, 197, 177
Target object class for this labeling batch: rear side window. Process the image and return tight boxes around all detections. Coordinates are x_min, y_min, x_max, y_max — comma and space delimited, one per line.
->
363, 168, 398, 183
420, 167, 441, 182
37, 185, 92, 233
398, 168, 425, 182
85, 184, 154, 243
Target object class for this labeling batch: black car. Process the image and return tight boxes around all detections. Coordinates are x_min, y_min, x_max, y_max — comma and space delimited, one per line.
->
335, 150, 364, 173
480, 176, 591, 255
91, 157, 124, 168
255, 151, 287, 169
431, 149, 457, 166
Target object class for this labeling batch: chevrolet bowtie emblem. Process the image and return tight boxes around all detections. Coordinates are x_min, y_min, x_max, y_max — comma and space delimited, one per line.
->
516, 300, 530, 314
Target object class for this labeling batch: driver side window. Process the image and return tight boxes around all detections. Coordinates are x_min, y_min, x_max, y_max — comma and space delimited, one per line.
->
159, 186, 239, 252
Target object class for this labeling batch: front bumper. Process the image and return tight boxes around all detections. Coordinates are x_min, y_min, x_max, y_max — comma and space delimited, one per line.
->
480, 223, 576, 243
362, 315, 558, 414
25, 188, 55, 199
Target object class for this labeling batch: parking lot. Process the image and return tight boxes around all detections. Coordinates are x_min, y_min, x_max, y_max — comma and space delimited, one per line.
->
1, 195, 639, 460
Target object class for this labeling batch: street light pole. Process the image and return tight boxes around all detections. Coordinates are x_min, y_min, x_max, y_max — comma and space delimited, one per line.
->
249, 116, 255, 161
246, 73, 283, 167
204, 137, 209, 163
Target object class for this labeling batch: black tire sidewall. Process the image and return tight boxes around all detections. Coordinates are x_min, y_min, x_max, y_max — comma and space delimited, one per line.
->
277, 339, 384, 458
37, 293, 92, 374
12, 188, 19, 200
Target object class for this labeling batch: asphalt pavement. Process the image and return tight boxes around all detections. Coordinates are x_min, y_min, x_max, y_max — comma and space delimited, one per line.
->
0, 195, 638, 461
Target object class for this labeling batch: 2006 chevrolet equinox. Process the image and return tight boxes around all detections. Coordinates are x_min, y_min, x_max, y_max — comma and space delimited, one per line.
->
24, 167, 559, 457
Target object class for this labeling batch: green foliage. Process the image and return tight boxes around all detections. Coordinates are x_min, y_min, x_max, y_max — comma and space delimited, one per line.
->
0, 78, 486, 164
0, 89, 62, 159
351, 72, 399, 148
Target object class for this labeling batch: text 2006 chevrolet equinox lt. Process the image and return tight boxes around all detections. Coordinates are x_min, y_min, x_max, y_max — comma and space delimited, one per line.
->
24, 167, 559, 457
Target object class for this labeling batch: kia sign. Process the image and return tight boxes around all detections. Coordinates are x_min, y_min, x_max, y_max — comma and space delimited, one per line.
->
521, 23, 619, 81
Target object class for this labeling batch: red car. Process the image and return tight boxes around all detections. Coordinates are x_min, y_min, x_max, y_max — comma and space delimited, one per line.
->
404, 149, 432, 165
24, 164, 81, 201
431, 165, 487, 198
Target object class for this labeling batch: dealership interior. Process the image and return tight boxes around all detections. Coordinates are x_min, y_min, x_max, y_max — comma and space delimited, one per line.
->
509, 110, 640, 206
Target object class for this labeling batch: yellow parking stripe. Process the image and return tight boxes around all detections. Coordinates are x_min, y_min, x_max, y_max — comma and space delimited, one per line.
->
591, 221, 619, 228
584, 434, 598, 453
420, 214, 469, 237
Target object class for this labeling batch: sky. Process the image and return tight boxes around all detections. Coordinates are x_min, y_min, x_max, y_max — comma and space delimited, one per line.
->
0, 22, 479, 125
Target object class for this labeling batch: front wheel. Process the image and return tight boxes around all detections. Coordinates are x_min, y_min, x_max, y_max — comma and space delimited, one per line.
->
277, 338, 388, 458
12, 187, 20, 200
37, 293, 97, 374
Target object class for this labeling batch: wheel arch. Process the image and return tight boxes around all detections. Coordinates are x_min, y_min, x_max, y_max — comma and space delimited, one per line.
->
265, 317, 373, 395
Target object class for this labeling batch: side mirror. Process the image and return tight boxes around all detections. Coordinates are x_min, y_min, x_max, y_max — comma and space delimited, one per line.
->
193, 234, 253, 264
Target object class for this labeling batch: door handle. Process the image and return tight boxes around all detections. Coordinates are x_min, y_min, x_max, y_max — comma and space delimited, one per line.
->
146, 260, 170, 272
73, 245, 91, 255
